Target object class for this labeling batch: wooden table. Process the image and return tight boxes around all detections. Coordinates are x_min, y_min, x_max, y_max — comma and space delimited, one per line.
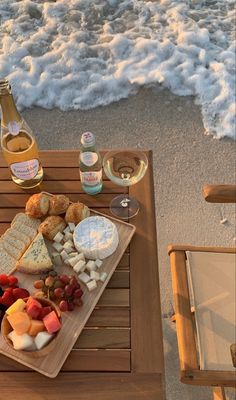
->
0, 150, 165, 400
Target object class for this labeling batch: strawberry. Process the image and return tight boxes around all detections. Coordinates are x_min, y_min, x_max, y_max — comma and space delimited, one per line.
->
8, 276, 18, 287
0, 274, 9, 286
12, 288, 30, 301
0, 290, 14, 307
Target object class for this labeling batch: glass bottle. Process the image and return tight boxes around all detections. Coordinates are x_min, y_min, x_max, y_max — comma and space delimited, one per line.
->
79, 132, 103, 195
0, 79, 43, 189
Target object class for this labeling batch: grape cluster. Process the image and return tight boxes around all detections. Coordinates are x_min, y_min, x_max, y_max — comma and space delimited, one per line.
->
33, 272, 83, 312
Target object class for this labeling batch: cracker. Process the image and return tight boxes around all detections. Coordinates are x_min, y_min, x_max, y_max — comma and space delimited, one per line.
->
12, 213, 41, 230
0, 250, 16, 274
0, 240, 23, 260
11, 222, 37, 240
5, 227, 31, 247
3, 231, 27, 253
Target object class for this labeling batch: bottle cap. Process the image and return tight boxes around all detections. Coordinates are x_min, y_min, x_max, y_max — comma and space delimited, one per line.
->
81, 132, 95, 147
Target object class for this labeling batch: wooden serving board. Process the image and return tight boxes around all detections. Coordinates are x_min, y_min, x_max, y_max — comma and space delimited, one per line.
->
0, 210, 135, 378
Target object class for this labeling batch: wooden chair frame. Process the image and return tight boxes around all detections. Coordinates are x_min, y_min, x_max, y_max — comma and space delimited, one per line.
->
168, 185, 236, 399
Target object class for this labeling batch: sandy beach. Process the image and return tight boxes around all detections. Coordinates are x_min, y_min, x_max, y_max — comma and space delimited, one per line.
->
22, 87, 235, 400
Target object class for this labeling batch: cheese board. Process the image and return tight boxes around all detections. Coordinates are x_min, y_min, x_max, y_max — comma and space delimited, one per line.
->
0, 194, 135, 377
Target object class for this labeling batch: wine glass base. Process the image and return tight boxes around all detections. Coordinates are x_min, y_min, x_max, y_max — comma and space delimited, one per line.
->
110, 195, 140, 220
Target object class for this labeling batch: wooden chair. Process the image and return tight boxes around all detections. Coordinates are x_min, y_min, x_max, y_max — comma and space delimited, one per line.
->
168, 185, 236, 400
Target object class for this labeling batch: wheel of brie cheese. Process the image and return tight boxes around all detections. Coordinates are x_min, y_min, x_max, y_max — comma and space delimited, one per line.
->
73, 216, 119, 260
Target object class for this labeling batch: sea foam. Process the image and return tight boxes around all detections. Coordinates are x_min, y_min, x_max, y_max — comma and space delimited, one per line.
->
0, 0, 235, 139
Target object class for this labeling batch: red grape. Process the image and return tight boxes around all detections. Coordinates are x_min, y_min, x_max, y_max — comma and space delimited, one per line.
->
33, 280, 44, 289
60, 275, 70, 285
74, 288, 83, 298
45, 276, 55, 288
59, 300, 68, 312
64, 284, 74, 297
54, 288, 64, 299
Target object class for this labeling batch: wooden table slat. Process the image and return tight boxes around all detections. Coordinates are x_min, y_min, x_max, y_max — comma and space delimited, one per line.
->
0, 349, 131, 372
129, 151, 165, 374
86, 308, 130, 327
75, 327, 130, 349
98, 289, 129, 307
0, 181, 127, 194
0, 372, 164, 400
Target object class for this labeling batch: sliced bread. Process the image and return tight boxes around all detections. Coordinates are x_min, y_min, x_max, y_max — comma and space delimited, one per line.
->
12, 213, 41, 230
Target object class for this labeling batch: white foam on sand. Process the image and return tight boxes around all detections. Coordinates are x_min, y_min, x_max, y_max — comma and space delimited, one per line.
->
0, 0, 235, 139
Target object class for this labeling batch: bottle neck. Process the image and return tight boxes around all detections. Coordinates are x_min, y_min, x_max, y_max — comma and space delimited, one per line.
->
81, 144, 97, 152
0, 93, 22, 129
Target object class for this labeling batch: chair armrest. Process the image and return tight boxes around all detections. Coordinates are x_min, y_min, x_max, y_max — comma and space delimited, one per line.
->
203, 185, 236, 203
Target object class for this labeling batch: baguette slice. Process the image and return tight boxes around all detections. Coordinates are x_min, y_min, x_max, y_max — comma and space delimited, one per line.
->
0, 240, 23, 260
17, 233, 53, 274
0, 249, 16, 274
12, 213, 41, 230
11, 222, 37, 241
5, 227, 31, 247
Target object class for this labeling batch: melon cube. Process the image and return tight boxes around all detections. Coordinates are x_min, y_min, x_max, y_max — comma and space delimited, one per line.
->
8, 330, 34, 351
28, 319, 45, 336
7, 311, 31, 335
43, 311, 61, 334
35, 331, 55, 350
26, 298, 42, 319
39, 306, 52, 320
6, 299, 26, 315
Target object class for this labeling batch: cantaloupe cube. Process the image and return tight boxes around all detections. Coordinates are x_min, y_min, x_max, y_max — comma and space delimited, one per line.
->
6, 299, 26, 315
7, 311, 31, 335
28, 319, 45, 336
8, 330, 34, 351
43, 311, 61, 334
34, 331, 54, 350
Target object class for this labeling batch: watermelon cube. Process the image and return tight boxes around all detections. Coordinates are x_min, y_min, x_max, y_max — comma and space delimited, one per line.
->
43, 311, 61, 334
39, 306, 52, 320
26, 298, 42, 319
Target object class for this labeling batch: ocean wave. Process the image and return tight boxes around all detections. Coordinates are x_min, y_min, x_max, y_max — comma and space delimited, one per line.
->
0, 0, 235, 139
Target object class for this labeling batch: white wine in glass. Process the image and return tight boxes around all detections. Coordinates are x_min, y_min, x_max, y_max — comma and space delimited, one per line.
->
103, 150, 148, 219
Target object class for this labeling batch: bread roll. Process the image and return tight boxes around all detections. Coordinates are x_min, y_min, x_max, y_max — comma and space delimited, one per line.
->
48, 195, 70, 215
25, 193, 50, 218
38, 216, 66, 241
65, 202, 90, 225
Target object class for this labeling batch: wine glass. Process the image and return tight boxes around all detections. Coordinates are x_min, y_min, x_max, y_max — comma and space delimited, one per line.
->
103, 150, 148, 219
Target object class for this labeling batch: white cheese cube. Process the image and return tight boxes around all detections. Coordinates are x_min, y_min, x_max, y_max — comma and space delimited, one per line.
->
63, 226, 71, 234
86, 260, 96, 272
68, 222, 76, 232
64, 259, 70, 266
90, 270, 100, 281
100, 272, 108, 283
52, 242, 64, 252
68, 252, 79, 258
60, 249, 69, 261
64, 231, 73, 241
68, 254, 84, 267
78, 272, 91, 284
35, 331, 55, 350
73, 260, 86, 273
63, 242, 74, 253
86, 279, 97, 291
95, 259, 103, 268
53, 232, 64, 243
8, 331, 34, 351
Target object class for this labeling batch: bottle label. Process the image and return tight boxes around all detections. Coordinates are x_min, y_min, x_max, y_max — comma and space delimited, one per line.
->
7, 121, 20, 136
80, 170, 102, 186
80, 152, 98, 167
10, 159, 39, 180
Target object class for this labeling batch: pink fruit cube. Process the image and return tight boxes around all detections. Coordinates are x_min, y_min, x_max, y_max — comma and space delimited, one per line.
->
26, 298, 42, 319
39, 306, 52, 320
43, 311, 61, 334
